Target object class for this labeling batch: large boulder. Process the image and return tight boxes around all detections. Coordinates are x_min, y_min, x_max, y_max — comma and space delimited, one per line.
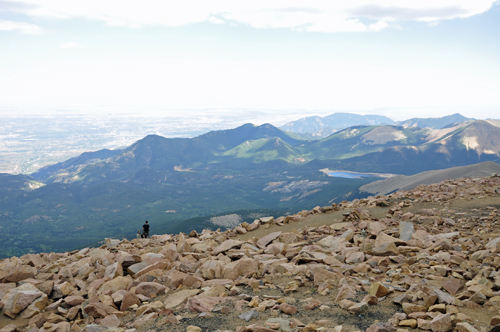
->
98, 276, 132, 294
1, 283, 48, 319
213, 240, 243, 255
222, 258, 259, 280
256, 232, 281, 249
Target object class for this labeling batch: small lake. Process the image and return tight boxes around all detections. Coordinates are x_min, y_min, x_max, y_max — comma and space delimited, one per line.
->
327, 171, 372, 179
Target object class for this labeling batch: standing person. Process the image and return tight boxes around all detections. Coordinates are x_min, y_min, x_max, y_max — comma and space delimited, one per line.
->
142, 220, 150, 238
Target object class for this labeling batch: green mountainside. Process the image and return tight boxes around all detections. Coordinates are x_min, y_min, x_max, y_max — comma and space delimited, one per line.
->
1, 120, 499, 258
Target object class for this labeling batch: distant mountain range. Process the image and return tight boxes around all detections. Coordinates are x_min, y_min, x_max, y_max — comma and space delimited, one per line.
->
396, 113, 472, 129
281, 112, 474, 139
280, 112, 395, 138
0, 115, 499, 258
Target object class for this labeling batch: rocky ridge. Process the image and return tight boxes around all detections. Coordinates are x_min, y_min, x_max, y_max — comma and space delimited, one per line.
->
1, 175, 500, 332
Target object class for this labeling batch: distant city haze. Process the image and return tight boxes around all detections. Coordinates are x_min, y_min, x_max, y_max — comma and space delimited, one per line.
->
0, 110, 493, 174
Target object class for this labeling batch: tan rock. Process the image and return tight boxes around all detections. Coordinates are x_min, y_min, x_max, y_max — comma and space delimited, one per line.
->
402, 303, 427, 314
0, 324, 18, 332
317, 236, 346, 250
418, 319, 432, 331
186, 326, 202, 332
2, 284, 48, 319
199, 260, 224, 280
430, 313, 452, 332
345, 252, 365, 264
222, 258, 259, 280
0, 284, 16, 299
348, 302, 367, 313
100, 314, 121, 328
366, 322, 397, 332
369, 282, 389, 298
98, 276, 132, 294
456, 322, 479, 332
46, 313, 65, 324
313, 267, 339, 287
246, 220, 260, 231
399, 319, 417, 328
65, 306, 80, 320
11, 290, 42, 314
334, 283, 356, 302
104, 262, 123, 279
52, 282, 76, 299
339, 299, 356, 309
213, 240, 243, 255
370, 242, 400, 256
362, 295, 378, 305
368, 222, 387, 236
138, 261, 171, 278
164, 289, 200, 309
127, 262, 150, 276
429, 304, 446, 313
256, 231, 281, 249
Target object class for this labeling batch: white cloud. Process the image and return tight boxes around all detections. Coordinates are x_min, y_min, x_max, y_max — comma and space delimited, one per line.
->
59, 42, 82, 48
207, 16, 224, 25
0, 19, 43, 34
2, 0, 497, 32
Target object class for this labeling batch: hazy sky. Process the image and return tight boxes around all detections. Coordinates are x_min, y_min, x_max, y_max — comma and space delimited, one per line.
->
1, 1, 499, 120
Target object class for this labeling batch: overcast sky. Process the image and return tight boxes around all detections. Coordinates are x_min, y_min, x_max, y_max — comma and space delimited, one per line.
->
1, 1, 499, 120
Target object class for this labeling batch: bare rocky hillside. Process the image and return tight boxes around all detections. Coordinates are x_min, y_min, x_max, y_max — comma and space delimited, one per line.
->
1, 175, 500, 332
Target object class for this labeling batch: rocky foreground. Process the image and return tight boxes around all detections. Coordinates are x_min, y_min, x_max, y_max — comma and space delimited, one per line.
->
1, 176, 500, 332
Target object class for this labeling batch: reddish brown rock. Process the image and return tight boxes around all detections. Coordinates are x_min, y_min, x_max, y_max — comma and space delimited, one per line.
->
442, 278, 462, 296
83, 302, 117, 318
278, 303, 297, 315
490, 316, 500, 326
29, 313, 46, 328
304, 299, 322, 310
187, 296, 228, 312
64, 295, 85, 306
135, 282, 166, 298
4, 271, 35, 283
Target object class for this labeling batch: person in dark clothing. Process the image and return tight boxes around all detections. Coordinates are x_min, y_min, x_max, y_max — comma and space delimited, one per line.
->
142, 220, 150, 238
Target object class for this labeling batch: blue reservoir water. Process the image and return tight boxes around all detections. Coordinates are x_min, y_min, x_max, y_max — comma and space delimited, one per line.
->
328, 171, 371, 179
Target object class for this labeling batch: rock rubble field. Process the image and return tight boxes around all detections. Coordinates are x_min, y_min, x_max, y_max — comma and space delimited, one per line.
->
1, 175, 500, 332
